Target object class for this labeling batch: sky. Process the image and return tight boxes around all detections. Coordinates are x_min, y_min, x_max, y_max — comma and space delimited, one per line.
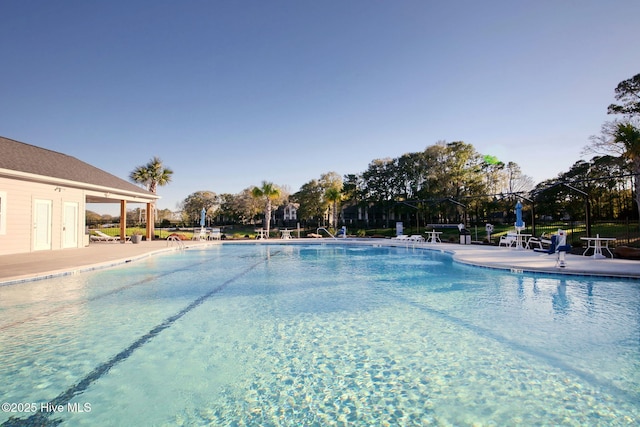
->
2, 1, 639, 215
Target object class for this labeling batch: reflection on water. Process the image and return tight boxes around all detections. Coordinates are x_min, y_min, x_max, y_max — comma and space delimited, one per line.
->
552, 280, 569, 315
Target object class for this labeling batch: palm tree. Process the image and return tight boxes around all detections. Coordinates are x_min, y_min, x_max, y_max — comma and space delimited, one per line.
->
251, 181, 281, 238
130, 156, 173, 193
325, 186, 342, 229
130, 157, 173, 238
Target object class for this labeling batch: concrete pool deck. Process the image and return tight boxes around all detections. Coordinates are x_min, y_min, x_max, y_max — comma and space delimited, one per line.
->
0, 238, 639, 285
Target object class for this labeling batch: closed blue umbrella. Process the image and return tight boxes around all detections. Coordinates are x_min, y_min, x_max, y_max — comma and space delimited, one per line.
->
515, 201, 524, 229
200, 208, 206, 228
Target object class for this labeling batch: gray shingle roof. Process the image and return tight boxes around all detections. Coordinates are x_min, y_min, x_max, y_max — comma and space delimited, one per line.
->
0, 136, 156, 197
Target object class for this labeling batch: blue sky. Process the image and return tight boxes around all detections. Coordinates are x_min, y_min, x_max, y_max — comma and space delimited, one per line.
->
2, 1, 639, 214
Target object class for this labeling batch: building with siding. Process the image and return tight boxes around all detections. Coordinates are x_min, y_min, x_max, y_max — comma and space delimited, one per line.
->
0, 136, 159, 255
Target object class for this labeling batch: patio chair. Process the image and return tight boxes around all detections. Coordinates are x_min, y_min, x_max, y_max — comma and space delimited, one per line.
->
208, 228, 222, 240
192, 227, 207, 241
498, 234, 516, 247
408, 235, 425, 242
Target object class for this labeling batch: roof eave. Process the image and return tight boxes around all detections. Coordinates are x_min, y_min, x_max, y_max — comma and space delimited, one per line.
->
0, 168, 160, 202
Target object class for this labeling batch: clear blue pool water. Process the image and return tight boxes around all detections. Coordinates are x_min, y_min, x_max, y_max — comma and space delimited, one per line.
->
1, 243, 639, 426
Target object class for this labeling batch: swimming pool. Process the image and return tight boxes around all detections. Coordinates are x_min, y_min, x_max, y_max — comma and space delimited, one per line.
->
1, 243, 639, 426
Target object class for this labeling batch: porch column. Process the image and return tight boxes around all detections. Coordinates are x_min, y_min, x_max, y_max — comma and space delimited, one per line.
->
120, 200, 127, 243
146, 202, 154, 240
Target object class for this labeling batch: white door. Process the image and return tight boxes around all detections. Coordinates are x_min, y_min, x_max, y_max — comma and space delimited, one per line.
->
34, 199, 52, 251
62, 202, 78, 248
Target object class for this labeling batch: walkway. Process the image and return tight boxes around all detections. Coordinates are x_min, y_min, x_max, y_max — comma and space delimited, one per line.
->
0, 239, 638, 285
0, 240, 208, 285
446, 243, 640, 278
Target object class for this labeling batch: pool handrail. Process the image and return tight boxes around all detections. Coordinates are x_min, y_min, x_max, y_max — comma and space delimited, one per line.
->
167, 235, 185, 249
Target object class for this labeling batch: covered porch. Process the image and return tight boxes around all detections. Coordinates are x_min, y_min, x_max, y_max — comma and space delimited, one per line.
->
85, 189, 160, 243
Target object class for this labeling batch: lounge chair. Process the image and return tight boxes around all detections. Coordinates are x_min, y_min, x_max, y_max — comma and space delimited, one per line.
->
534, 235, 557, 254
408, 235, 425, 242
529, 234, 550, 251
392, 235, 410, 241
91, 230, 119, 242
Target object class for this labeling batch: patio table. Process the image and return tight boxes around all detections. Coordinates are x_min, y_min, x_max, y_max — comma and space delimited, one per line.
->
513, 233, 532, 250
425, 230, 442, 243
280, 229, 292, 239
581, 235, 615, 259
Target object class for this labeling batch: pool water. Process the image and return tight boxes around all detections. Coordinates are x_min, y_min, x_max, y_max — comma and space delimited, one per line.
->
1, 243, 639, 426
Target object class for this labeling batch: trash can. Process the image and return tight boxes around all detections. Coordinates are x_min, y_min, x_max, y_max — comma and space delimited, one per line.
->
459, 229, 471, 245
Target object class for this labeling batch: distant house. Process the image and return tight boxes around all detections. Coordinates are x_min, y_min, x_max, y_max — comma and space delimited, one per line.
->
282, 203, 298, 222
273, 202, 299, 227
0, 136, 159, 255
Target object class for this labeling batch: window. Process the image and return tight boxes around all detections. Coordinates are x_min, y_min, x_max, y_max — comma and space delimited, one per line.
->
284, 204, 297, 221
0, 191, 6, 235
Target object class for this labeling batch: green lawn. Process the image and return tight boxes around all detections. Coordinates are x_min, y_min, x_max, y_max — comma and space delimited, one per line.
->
91, 221, 639, 246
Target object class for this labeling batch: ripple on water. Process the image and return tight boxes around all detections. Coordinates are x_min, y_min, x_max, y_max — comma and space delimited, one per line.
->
157, 303, 640, 426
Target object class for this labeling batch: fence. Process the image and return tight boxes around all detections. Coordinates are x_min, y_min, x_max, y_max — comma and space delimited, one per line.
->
526, 220, 639, 247
86, 216, 640, 247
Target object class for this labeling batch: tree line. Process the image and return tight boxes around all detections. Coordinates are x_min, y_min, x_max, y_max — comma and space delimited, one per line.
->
129, 73, 640, 230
